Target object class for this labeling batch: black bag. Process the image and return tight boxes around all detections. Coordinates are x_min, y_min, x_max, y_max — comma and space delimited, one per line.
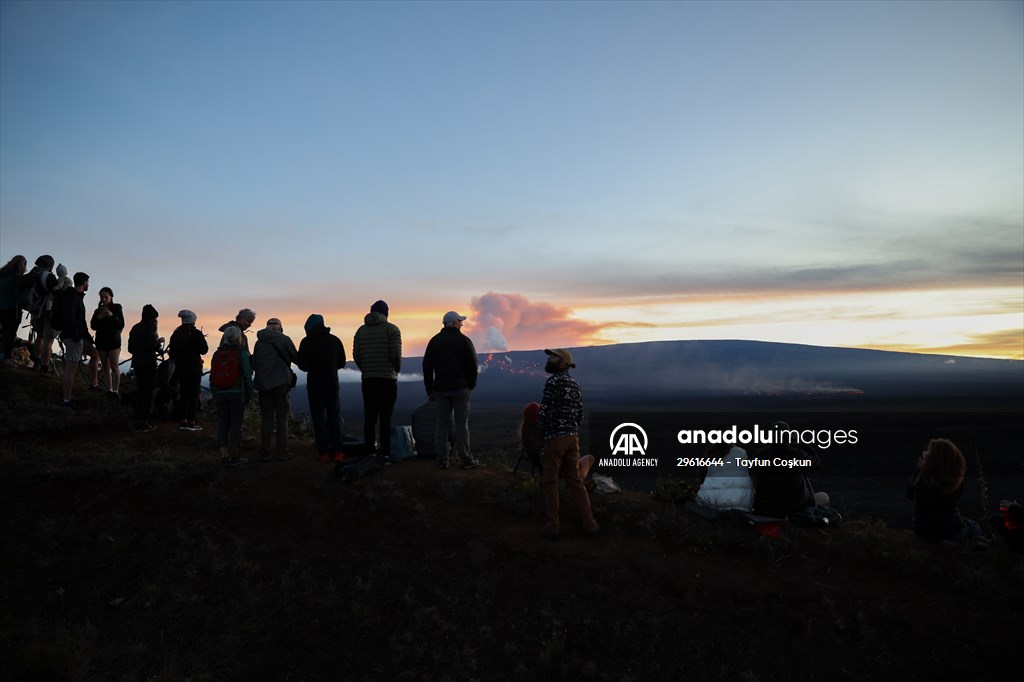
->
335, 454, 381, 482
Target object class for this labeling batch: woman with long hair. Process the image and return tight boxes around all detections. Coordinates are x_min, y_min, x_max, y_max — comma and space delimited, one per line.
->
908, 438, 983, 544
90, 287, 125, 398
0, 255, 27, 362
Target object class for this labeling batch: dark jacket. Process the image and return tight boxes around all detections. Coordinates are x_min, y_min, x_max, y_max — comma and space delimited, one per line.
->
60, 290, 89, 343
907, 475, 966, 541
253, 327, 299, 391
168, 324, 209, 376
353, 312, 402, 380
128, 312, 161, 369
297, 324, 346, 389
750, 444, 820, 517
90, 302, 125, 351
422, 326, 478, 394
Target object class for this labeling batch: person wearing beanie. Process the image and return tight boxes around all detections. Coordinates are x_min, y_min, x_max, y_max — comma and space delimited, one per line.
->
296, 314, 347, 463
353, 300, 402, 464
168, 309, 209, 431
128, 304, 163, 431
422, 311, 479, 469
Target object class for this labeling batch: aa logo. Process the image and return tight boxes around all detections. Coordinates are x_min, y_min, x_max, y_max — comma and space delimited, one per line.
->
609, 423, 648, 456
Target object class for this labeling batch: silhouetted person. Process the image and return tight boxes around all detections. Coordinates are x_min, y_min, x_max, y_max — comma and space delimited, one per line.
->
750, 421, 828, 517
168, 309, 209, 431
128, 304, 162, 431
908, 438, 985, 547
253, 317, 298, 461
297, 314, 347, 463
422, 311, 478, 469
353, 300, 402, 464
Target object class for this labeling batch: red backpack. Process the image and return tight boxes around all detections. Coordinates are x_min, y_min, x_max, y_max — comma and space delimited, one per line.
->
210, 347, 240, 389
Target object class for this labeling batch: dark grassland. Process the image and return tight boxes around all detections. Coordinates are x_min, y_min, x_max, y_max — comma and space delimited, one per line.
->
1, 366, 1021, 681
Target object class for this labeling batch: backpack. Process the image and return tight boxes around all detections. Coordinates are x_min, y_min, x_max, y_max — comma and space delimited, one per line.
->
23, 269, 53, 314
49, 290, 68, 332
210, 346, 241, 389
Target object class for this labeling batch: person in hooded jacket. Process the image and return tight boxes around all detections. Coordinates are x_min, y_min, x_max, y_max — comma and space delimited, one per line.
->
252, 317, 299, 461
296, 314, 347, 463
128, 304, 163, 431
353, 300, 402, 464
211, 324, 254, 466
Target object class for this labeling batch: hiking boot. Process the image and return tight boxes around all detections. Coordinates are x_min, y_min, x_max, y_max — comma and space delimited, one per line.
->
229, 457, 248, 466
437, 459, 449, 469
318, 453, 331, 463
88, 384, 104, 393
221, 455, 230, 466
333, 452, 347, 463
260, 451, 273, 463
382, 455, 394, 466
460, 460, 480, 470
583, 523, 601, 539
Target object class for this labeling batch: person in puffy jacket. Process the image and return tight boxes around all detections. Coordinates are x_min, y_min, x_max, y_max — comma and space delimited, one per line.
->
353, 300, 402, 464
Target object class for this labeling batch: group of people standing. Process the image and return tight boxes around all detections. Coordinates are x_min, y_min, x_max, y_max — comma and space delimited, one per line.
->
1, 254, 124, 405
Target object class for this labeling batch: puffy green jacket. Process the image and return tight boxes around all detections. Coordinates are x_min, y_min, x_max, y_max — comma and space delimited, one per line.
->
353, 312, 402, 380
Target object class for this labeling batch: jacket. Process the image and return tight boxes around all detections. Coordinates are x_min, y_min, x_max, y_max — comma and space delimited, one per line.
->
297, 323, 346, 388
59, 290, 89, 343
353, 312, 402, 380
422, 326, 478, 394
90, 302, 125, 351
695, 446, 754, 511
128, 317, 161, 369
253, 327, 299, 391
539, 369, 583, 442
168, 324, 209, 375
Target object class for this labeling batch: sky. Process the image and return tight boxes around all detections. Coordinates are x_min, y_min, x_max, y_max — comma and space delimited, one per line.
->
2, 0, 1022, 360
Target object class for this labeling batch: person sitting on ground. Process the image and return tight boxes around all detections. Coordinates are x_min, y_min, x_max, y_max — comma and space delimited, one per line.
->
518, 402, 543, 474
992, 500, 1023, 552
695, 442, 754, 511
411, 395, 454, 459
252, 317, 298, 461
0, 254, 27, 363
908, 438, 986, 547
128, 305, 162, 431
168, 310, 209, 431
750, 421, 828, 517
211, 324, 254, 466
90, 287, 125, 399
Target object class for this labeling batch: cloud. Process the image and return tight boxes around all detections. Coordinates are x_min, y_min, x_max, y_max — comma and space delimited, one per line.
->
466, 291, 650, 352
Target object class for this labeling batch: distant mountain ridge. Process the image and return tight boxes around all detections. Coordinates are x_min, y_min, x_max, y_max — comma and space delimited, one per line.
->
287, 339, 1024, 416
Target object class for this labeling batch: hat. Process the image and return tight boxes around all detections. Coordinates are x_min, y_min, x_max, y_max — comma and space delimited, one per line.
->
523, 402, 541, 424
56, 263, 67, 278
178, 309, 197, 324
142, 304, 159, 320
370, 300, 389, 316
443, 311, 467, 326
35, 255, 54, 269
237, 308, 256, 322
544, 348, 575, 368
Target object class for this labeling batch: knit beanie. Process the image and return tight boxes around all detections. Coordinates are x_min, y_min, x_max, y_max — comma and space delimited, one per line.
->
142, 304, 159, 320
370, 300, 389, 317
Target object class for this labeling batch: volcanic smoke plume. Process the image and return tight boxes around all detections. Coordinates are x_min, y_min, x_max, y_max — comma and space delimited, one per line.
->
467, 291, 618, 352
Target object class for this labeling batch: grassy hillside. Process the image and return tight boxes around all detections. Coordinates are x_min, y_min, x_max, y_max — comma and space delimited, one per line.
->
1, 364, 1021, 681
